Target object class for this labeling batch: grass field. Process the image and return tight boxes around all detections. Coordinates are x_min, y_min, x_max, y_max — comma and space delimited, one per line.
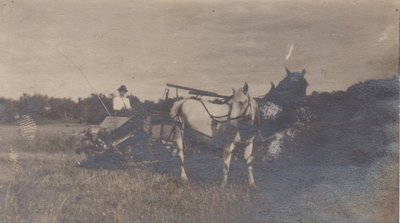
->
0, 121, 397, 222
0, 124, 253, 223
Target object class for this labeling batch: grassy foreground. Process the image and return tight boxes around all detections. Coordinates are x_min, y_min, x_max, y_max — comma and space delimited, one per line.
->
0, 76, 398, 223
0, 125, 252, 223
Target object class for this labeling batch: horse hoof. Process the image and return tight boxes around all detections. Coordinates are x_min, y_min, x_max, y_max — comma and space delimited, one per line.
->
220, 182, 227, 189
179, 178, 190, 187
248, 183, 257, 190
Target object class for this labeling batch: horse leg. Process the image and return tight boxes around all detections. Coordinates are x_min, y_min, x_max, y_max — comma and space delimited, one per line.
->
175, 124, 188, 181
222, 132, 240, 187
243, 136, 256, 188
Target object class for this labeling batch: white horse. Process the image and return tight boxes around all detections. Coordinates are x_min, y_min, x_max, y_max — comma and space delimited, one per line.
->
170, 83, 259, 187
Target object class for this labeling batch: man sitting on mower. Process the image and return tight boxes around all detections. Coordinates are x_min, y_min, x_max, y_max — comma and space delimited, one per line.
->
113, 85, 132, 116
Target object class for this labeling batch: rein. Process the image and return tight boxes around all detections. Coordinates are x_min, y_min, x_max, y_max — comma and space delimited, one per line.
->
199, 95, 251, 123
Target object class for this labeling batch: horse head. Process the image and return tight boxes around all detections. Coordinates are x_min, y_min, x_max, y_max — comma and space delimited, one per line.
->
285, 67, 306, 82
280, 67, 308, 95
230, 82, 259, 125
264, 67, 308, 107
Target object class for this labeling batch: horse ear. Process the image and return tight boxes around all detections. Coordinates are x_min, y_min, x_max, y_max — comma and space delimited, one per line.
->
285, 66, 291, 75
243, 82, 249, 94
231, 87, 235, 94
301, 68, 306, 76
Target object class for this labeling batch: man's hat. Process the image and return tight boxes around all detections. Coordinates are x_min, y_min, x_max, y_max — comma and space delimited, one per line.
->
118, 85, 128, 93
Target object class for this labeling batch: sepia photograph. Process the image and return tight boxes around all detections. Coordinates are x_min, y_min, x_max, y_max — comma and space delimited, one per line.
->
0, 0, 398, 222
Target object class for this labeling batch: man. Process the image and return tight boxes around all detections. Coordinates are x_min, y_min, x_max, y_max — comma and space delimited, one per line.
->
110, 85, 140, 162
113, 85, 132, 116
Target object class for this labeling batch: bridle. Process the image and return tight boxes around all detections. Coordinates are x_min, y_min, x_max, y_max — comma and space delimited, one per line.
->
200, 94, 252, 123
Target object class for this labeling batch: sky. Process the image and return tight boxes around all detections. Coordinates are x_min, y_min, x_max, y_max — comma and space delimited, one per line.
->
0, 0, 398, 101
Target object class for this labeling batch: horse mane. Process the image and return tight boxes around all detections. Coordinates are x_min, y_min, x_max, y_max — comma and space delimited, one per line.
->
249, 95, 260, 125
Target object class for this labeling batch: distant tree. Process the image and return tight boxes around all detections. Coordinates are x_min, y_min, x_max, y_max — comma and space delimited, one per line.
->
0, 91, 182, 124
127, 94, 144, 115
0, 97, 17, 123
156, 98, 177, 112
48, 97, 76, 121
76, 94, 112, 124
142, 100, 157, 112
17, 94, 50, 120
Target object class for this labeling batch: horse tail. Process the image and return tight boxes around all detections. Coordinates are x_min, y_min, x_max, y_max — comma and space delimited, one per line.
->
170, 99, 186, 119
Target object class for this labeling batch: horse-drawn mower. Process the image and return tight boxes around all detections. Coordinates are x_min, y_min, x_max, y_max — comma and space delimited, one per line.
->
74, 79, 311, 168
74, 83, 232, 165
75, 115, 149, 165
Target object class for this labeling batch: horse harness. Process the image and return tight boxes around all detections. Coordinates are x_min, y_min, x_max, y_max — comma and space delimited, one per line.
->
198, 95, 252, 124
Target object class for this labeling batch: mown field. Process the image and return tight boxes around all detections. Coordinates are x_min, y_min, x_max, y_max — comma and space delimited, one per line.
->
0, 121, 397, 223
0, 124, 255, 223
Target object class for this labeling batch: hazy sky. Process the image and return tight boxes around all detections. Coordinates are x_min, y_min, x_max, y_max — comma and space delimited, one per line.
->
0, 0, 398, 101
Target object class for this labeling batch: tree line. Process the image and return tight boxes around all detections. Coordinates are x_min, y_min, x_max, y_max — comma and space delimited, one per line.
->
0, 93, 176, 124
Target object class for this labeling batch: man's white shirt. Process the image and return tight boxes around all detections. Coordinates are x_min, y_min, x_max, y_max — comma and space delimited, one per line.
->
113, 96, 132, 111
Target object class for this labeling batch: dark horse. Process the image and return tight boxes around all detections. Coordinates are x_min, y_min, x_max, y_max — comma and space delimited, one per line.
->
256, 67, 311, 158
